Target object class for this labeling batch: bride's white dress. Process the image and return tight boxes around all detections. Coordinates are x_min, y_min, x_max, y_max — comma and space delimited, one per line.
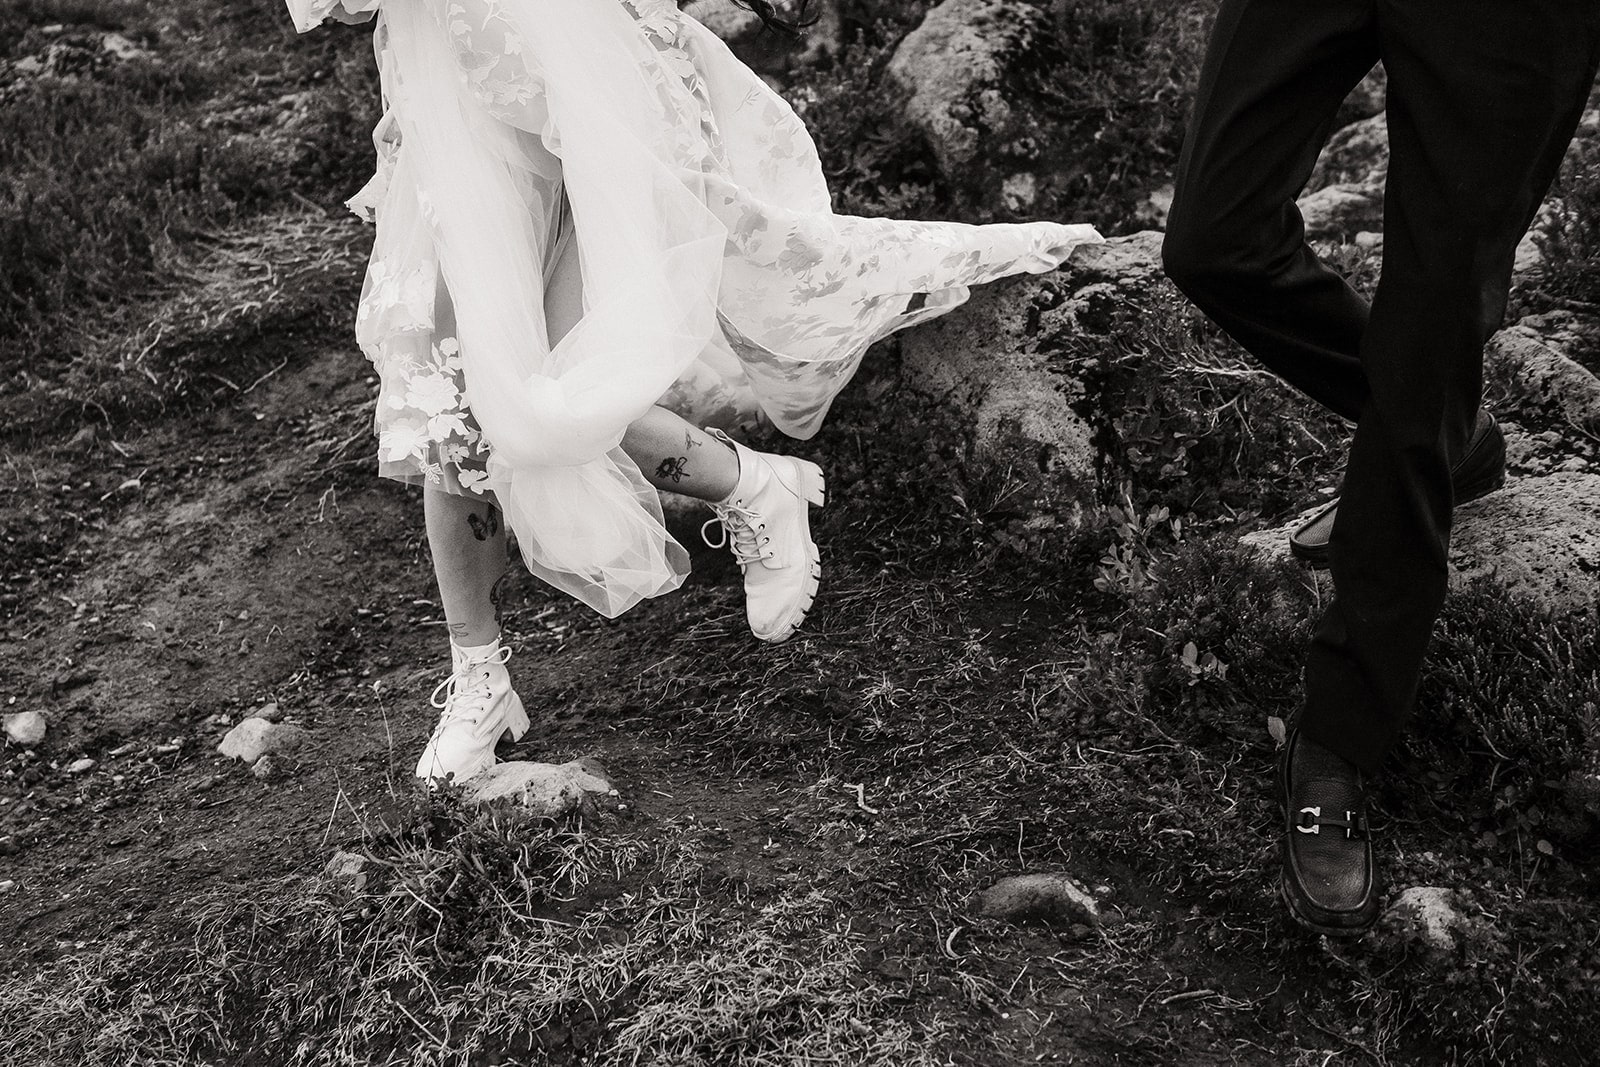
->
288, 0, 1102, 616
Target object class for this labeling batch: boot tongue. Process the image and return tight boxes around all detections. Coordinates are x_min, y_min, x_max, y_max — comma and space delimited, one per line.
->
451, 639, 502, 673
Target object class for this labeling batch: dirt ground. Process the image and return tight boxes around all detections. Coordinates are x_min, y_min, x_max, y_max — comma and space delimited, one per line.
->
0, 340, 1349, 1064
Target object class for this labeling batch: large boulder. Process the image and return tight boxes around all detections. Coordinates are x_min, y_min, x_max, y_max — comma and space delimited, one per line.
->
1241, 471, 1600, 615
1308, 112, 1389, 193
884, 0, 1040, 177
1333, 64, 1387, 129
898, 232, 1164, 510
1486, 325, 1600, 438
1446, 472, 1600, 611
1296, 181, 1384, 240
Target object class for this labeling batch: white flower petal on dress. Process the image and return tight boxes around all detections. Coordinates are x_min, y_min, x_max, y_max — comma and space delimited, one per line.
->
379, 420, 431, 463
457, 468, 491, 493
404, 373, 462, 417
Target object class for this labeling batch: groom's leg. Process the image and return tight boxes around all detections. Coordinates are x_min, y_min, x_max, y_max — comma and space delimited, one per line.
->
1299, 0, 1600, 772
1163, 0, 1379, 420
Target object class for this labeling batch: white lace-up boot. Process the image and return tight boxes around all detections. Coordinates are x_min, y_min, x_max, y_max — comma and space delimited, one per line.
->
701, 429, 826, 643
413, 640, 530, 784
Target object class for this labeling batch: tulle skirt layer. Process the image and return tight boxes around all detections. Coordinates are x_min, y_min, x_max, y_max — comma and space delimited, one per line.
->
289, 0, 1101, 616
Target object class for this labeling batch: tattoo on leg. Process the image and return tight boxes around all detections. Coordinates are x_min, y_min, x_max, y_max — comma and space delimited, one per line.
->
490, 573, 510, 630
447, 622, 471, 641
655, 456, 690, 483
466, 506, 501, 541
685, 430, 699, 450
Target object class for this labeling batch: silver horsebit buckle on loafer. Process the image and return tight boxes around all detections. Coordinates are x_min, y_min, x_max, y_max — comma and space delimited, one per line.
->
1295, 805, 1369, 839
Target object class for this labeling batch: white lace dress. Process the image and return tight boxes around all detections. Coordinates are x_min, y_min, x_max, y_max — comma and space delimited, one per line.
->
287, 0, 1102, 616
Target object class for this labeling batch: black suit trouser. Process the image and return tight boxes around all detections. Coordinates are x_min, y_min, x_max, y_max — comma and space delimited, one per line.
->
1163, 0, 1600, 772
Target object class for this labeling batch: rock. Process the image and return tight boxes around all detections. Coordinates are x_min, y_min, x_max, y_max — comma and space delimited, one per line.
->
100, 33, 150, 61
1241, 473, 1600, 614
324, 850, 368, 892
1135, 183, 1174, 230
463, 757, 619, 816
1448, 473, 1600, 612
3, 711, 47, 747
66, 757, 96, 775
251, 755, 285, 781
247, 702, 285, 723
977, 873, 1101, 928
0, 880, 14, 893
900, 285, 1090, 500
885, 0, 1039, 174
1297, 182, 1384, 239
683, 0, 761, 40
1238, 504, 1318, 566
1486, 325, 1600, 437
900, 232, 1161, 513
1381, 886, 1470, 953
1309, 113, 1388, 192
1001, 172, 1039, 212
1333, 63, 1386, 128
1513, 228, 1545, 275
1514, 309, 1600, 366
681, 0, 793, 76
1074, 229, 1166, 287
218, 718, 308, 765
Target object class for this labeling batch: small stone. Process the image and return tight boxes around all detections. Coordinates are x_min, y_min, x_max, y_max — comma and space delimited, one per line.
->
218, 719, 308, 764
100, 33, 150, 61
247, 702, 284, 723
0, 880, 15, 893
251, 755, 281, 780
1001, 172, 1039, 212
4, 711, 47, 747
463, 757, 619, 816
977, 873, 1101, 928
324, 850, 368, 892
1381, 886, 1470, 953
67, 757, 96, 775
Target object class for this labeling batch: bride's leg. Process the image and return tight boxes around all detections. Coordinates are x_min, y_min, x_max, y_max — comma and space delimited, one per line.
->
545, 197, 822, 641
413, 258, 529, 783
621, 405, 826, 643
414, 485, 529, 783
424, 486, 508, 647
621, 408, 738, 500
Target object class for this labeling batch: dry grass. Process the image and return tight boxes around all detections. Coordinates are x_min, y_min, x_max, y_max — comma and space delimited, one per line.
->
0, 797, 949, 1066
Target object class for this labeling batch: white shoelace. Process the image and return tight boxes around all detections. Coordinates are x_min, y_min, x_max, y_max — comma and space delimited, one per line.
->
702, 503, 768, 567
428, 644, 512, 729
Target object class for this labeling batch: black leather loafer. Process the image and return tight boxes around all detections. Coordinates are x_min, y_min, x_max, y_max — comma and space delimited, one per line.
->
1289, 409, 1506, 569
1279, 730, 1379, 937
